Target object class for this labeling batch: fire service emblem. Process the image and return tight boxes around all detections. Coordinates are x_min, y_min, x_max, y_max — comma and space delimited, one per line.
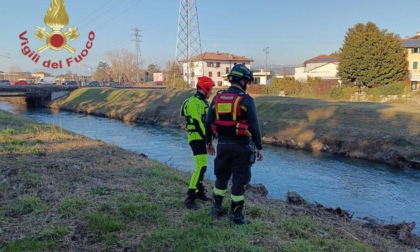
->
19, 0, 95, 69
35, 0, 79, 53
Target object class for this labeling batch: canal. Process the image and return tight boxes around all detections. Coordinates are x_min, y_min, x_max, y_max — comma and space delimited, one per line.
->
1, 101, 419, 234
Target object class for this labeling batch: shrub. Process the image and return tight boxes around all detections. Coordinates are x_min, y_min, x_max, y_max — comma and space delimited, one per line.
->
378, 81, 406, 95
247, 84, 268, 94
330, 85, 358, 100
364, 81, 407, 98
302, 77, 340, 98
268, 77, 301, 96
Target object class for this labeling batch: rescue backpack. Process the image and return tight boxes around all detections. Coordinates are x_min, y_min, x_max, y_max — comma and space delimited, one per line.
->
211, 91, 249, 136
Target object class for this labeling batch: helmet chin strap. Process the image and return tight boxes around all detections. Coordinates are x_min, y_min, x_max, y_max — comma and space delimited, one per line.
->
232, 82, 247, 92
239, 79, 248, 91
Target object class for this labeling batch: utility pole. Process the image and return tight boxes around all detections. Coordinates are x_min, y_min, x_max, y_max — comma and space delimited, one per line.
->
0, 52, 10, 80
132, 27, 143, 82
263, 47, 269, 85
176, 0, 202, 88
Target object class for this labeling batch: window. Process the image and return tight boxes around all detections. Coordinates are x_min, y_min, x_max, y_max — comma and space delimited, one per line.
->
190, 62, 194, 67
254, 77, 260, 84
413, 61, 418, 70
208, 72, 213, 77
215, 62, 220, 67
207, 62, 214, 67
412, 48, 419, 54
217, 81, 222, 86
411, 81, 418, 91
217, 72, 221, 77
226, 67, 230, 74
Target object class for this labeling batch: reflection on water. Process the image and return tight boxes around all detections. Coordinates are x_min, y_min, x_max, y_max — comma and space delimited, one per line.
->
1, 101, 419, 234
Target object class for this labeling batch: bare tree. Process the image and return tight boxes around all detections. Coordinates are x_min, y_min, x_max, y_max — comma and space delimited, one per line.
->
105, 49, 143, 83
9, 65, 22, 82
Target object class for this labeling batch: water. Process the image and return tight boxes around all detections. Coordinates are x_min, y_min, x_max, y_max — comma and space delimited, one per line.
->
1, 101, 419, 234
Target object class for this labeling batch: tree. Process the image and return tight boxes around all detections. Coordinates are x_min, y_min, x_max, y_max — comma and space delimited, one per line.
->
147, 63, 160, 74
337, 22, 409, 86
330, 51, 341, 59
164, 60, 186, 89
9, 65, 22, 82
94, 62, 110, 83
145, 63, 160, 82
105, 49, 143, 83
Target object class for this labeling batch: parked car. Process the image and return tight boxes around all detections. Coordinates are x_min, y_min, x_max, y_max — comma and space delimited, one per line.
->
87, 81, 100, 86
0, 80, 11, 86
12, 80, 28, 85
62, 81, 78, 86
36, 77, 56, 85
109, 82, 123, 87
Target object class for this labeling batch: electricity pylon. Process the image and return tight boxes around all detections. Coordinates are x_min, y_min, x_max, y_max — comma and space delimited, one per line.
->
176, 0, 203, 87
132, 27, 143, 82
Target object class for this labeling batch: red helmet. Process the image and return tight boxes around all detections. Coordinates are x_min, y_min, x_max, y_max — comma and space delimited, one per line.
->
196, 76, 214, 94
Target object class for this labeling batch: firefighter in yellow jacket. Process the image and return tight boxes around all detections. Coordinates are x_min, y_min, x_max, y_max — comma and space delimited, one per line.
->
180, 76, 215, 209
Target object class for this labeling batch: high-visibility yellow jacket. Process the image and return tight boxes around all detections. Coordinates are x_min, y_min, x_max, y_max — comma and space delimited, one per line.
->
180, 92, 209, 142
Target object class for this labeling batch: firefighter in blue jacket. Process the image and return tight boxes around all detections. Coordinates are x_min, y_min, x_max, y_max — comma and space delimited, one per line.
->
180, 76, 215, 209
205, 64, 264, 224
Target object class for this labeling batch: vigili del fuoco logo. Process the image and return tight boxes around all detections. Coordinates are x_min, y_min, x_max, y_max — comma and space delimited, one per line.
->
18, 0, 95, 69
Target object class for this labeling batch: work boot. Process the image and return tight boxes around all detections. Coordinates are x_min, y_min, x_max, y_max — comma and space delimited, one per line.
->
196, 185, 211, 201
210, 194, 224, 218
184, 194, 198, 210
229, 200, 250, 224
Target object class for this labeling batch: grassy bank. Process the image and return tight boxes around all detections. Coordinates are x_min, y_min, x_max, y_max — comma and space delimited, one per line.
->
1, 110, 419, 251
49, 87, 420, 169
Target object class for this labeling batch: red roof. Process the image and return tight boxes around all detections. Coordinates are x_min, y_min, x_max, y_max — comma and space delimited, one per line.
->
402, 33, 420, 47
304, 54, 339, 65
403, 33, 420, 41
180, 52, 253, 62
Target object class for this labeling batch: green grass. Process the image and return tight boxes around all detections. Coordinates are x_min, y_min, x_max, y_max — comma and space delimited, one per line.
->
118, 201, 161, 221
49, 88, 420, 165
1, 97, 418, 251
85, 212, 124, 233
12, 196, 48, 216
58, 198, 92, 218
1, 226, 68, 252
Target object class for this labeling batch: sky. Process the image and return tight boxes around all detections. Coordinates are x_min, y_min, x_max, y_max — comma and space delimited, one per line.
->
1, 0, 419, 75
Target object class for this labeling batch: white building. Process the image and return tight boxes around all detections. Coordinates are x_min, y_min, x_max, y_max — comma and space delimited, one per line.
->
294, 54, 339, 81
222, 69, 271, 86
180, 52, 253, 87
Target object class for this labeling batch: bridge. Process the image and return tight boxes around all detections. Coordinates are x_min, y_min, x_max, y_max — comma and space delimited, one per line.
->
0, 85, 78, 107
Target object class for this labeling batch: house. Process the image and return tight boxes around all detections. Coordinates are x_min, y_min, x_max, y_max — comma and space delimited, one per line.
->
179, 51, 253, 87
250, 69, 271, 85
402, 32, 420, 91
31, 72, 52, 79
294, 54, 339, 81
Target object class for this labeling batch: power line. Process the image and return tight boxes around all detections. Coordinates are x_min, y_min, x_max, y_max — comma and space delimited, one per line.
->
73, 0, 116, 28
92, 0, 145, 31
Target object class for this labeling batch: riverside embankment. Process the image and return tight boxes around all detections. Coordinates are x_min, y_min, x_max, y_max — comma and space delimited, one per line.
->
50, 87, 420, 169
1, 108, 419, 251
